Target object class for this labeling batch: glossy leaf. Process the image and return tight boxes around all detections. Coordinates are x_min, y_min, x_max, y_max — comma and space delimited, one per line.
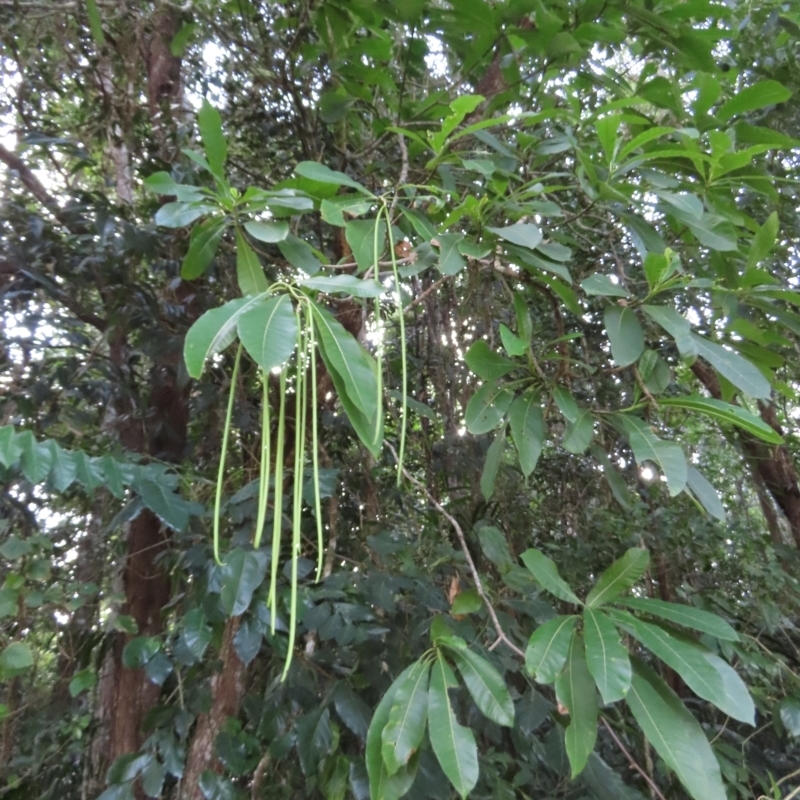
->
464, 383, 514, 435
436, 233, 467, 275
626, 660, 726, 800
619, 597, 738, 641
580, 274, 628, 297
604, 306, 644, 367
689, 333, 771, 399
133, 479, 199, 532
219, 549, 268, 616
198, 100, 227, 176
686, 466, 726, 521
294, 161, 373, 195
237, 294, 298, 372
625, 420, 687, 496
17, 430, 53, 484
428, 653, 479, 799
155, 202, 214, 228
366, 664, 421, 800
480, 427, 505, 501
659, 395, 781, 443
746, 211, 779, 270
444, 642, 514, 727
464, 341, 516, 381
311, 303, 379, 421
243, 219, 289, 243
717, 79, 792, 122
487, 222, 542, 250
182, 217, 225, 279
381, 659, 430, 775
521, 549, 582, 605
585, 548, 650, 608
235, 229, 268, 296
583, 609, 631, 703
562, 408, 593, 454
0, 426, 22, 468
610, 611, 733, 715
525, 615, 577, 683
278, 234, 322, 275
508, 390, 544, 477
555, 636, 598, 777
0, 642, 34, 672
301, 274, 385, 298
183, 296, 253, 378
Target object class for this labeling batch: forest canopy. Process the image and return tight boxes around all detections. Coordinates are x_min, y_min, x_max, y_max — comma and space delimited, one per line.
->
1, 0, 800, 798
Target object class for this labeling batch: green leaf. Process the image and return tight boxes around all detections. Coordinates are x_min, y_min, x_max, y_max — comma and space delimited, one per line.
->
525, 615, 577, 683
198, 100, 227, 176
520, 549, 582, 606
0, 642, 33, 672
181, 608, 213, 660
134, 478, 197, 531
625, 419, 687, 496
436, 233, 467, 275
688, 333, 771, 399
220, 549, 268, 616
141, 759, 167, 798
348, 218, 387, 273
294, 161, 373, 195
237, 294, 298, 372
181, 218, 225, 280
450, 590, 482, 616
514, 293, 532, 345
686, 466, 726, 521
747, 211, 779, 271
478, 526, 514, 572
555, 636, 598, 777
296, 708, 333, 776
487, 222, 543, 250
591, 445, 634, 510
508, 390, 544, 477
658, 395, 781, 443
86, 0, 105, 45
235, 229, 269, 296
121, 636, 160, 668
464, 341, 516, 381
580, 274, 628, 297
278, 235, 322, 275
553, 387, 578, 422
604, 307, 644, 367
699, 649, 755, 725
499, 324, 526, 357
17, 431, 53, 484
301, 274, 385, 298
618, 597, 738, 641
155, 202, 214, 228
626, 660, 726, 800
445, 644, 514, 727
717, 79, 792, 123
68, 668, 96, 697
244, 219, 289, 244
183, 296, 254, 379
583, 609, 631, 703
428, 653, 479, 799
563, 409, 593, 454
586, 548, 650, 608
0, 536, 32, 560
464, 383, 513, 435
332, 683, 371, 740
610, 611, 732, 715
381, 659, 430, 775
480, 428, 506, 501
366, 664, 419, 800
0, 426, 21, 468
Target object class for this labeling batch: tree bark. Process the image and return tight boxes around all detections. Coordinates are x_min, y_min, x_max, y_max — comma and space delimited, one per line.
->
181, 618, 246, 800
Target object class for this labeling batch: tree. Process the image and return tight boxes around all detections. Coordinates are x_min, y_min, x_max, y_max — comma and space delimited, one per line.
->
1, 0, 800, 798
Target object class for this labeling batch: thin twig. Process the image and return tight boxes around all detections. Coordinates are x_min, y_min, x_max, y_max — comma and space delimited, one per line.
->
600, 717, 668, 800
386, 442, 525, 659
404, 275, 448, 313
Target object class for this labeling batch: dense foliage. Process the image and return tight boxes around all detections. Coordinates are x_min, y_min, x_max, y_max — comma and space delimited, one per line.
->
1, 0, 800, 798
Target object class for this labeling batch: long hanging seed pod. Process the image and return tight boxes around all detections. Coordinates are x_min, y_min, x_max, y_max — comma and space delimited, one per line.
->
283, 306, 309, 679
306, 303, 325, 583
213, 344, 242, 566
268, 368, 287, 633
253, 370, 271, 550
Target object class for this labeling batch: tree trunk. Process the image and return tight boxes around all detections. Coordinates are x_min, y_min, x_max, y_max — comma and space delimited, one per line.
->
181, 617, 246, 800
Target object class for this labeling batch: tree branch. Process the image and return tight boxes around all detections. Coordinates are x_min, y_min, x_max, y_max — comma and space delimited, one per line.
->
386, 442, 525, 659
